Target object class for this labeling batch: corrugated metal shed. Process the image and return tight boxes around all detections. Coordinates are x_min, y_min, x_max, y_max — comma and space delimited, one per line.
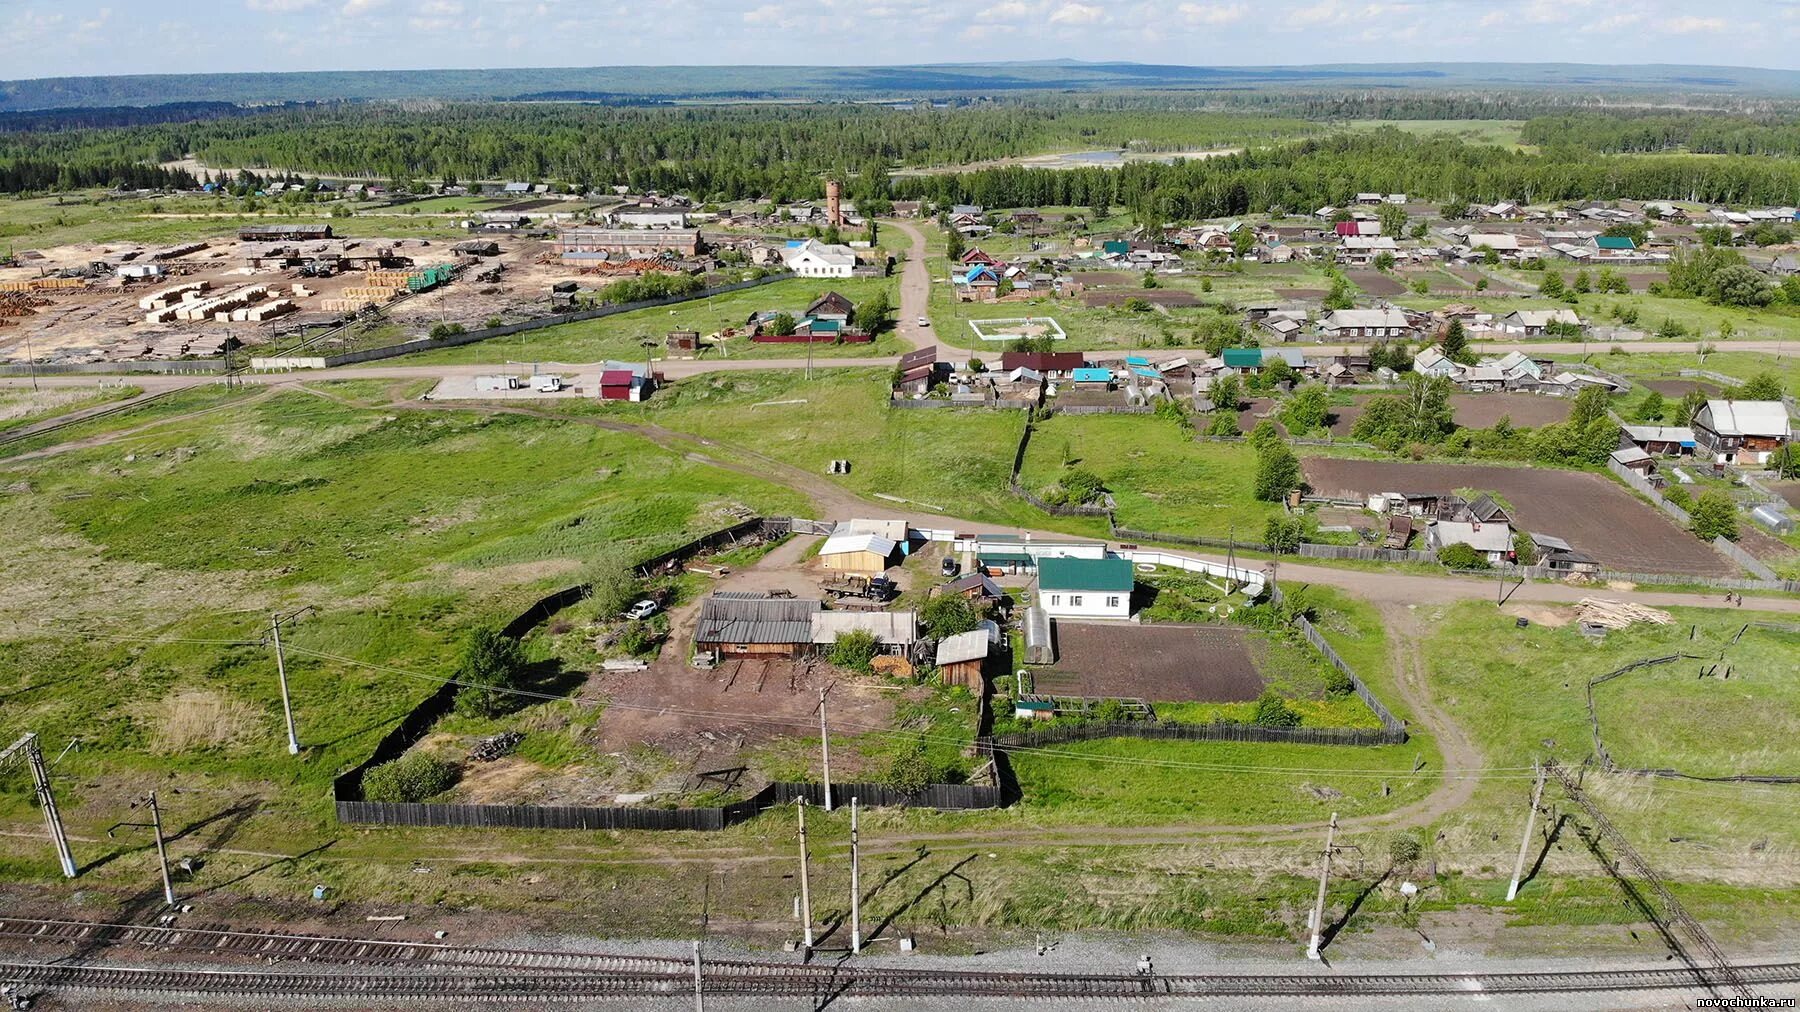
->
811, 610, 918, 645
696, 595, 821, 645
935, 630, 990, 666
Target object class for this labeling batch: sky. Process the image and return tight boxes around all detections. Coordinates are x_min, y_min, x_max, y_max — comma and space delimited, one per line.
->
3, 0, 1800, 79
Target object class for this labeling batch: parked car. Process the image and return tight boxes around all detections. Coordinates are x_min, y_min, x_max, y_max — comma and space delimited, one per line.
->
916, 316, 930, 327
940, 556, 960, 577
624, 600, 658, 620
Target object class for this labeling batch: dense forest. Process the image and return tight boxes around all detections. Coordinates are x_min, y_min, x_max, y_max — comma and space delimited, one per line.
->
7, 99, 1800, 211
892, 131, 1800, 217
1521, 112, 1800, 156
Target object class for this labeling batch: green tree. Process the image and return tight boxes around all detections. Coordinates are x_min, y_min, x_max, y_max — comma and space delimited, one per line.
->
1323, 275, 1355, 311
1231, 227, 1257, 260
1373, 251, 1396, 272
853, 290, 891, 333
1741, 372, 1784, 400
584, 550, 641, 619
452, 628, 529, 718
1676, 387, 1709, 425
1440, 318, 1472, 364
920, 593, 980, 636
1634, 390, 1666, 423
1253, 442, 1302, 502
1263, 515, 1305, 554
1141, 269, 1159, 289
1570, 384, 1613, 428
1512, 530, 1538, 566
1769, 444, 1800, 479
882, 740, 936, 795
1248, 418, 1284, 454
1282, 383, 1330, 434
1572, 269, 1591, 294
1709, 264, 1773, 307
944, 228, 964, 262
1689, 489, 1740, 542
1209, 373, 1241, 413
1377, 202, 1408, 238
1538, 270, 1565, 297
767, 312, 798, 336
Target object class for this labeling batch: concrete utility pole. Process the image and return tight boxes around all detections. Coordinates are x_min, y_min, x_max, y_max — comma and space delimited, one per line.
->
1305, 812, 1339, 961
1506, 762, 1547, 902
849, 796, 863, 955
796, 799, 814, 949
818, 688, 833, 812
271, 613, 300, 755
108, 791, 176, 906
3, 734, 76, 878
691, 939, 704, 1012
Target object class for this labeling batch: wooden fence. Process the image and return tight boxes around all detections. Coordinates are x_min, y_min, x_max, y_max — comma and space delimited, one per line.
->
1584, 652, 1800, 786
1297, 543, 1438, 564
1271, 579, 1410, 738
1112, 523, 1269, 553
1711, 535, 1779, 581
985, 719, 1404, 750
335, 779, 1003, 831
1607, 457, 1691, 525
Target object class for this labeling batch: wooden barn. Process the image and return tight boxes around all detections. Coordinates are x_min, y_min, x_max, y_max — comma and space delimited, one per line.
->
935, 630, 990, 691
694, 593, 820, 658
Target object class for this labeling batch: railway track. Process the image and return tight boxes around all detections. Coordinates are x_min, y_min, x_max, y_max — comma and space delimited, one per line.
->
3, 958, 1799, 1000
2, 918, 1799, 1000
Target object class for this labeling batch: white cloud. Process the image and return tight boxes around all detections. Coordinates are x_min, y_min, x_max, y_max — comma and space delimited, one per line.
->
1049, 2, 1104, 25
341, 0, 389, 16
1664, 15, 1727, 33
1590, 13, 1643, 31
247, 0, 318, 10
742, 4, 783, 23
1178, 2, 1248, 26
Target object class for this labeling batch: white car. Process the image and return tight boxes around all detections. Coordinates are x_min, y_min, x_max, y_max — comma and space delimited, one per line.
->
624, 600, 658, 620
916, 317, 930, 327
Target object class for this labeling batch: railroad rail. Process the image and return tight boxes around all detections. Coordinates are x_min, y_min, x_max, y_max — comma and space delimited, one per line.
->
2, 919, 1799, 1000
3, 958, 1800, 1000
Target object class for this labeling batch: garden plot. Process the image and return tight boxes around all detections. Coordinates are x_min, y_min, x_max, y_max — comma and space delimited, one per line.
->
1034, 623, 1263, 703
967, 316, 1067, 342
1300, 457, 1738, 577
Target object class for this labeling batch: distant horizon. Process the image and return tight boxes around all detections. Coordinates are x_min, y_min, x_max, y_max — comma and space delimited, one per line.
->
4, 0, 1800, 83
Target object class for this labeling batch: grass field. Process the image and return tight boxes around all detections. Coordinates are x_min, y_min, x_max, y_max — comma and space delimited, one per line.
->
1419, 602, 1800, 882
402, 277, 905, 365
0, 190, 475, 248
1343, 119, 1531, 150
1018, 412, 1283, 539
0, 387, 810, 837
0, 384, 140, 434
581, 368, 1093, 533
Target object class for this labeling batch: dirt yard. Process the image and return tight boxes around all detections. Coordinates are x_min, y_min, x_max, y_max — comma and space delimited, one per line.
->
1638, 378, 1725, 399
1033, 623, 1265, 702
1347, 271, 1407, 297
1300, 457, 1739, 576
1776, 483, 1800, 510
1448, 392, 1572, 428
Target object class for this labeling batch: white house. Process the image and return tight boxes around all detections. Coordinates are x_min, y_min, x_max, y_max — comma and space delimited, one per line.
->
1498, 309, 1583, 336
1037, 557, 1133, 620
781, 239, 857, 278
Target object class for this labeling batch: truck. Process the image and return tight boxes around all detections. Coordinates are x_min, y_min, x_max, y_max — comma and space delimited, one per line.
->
531, 375, 564, 393
822, 574, 896, 602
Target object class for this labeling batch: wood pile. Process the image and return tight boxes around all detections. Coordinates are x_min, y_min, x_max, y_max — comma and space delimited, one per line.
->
0, 292, 49, 316
362, 270, 414, 288
320, 298, 379, 313
871, 655, 914, 679
0, 278, 86, 293
1576, 598, 1673, 630
339, 286, 402, 301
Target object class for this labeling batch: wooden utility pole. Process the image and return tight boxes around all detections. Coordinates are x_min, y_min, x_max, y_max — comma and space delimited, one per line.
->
271, 613, 299, 755
3, 734, 76, 879
1305, 812, 1339, 961
818, 688, 833, 812
796, 799, 814, 949
1506, 762, 1547, 902
849, 796, 863, 955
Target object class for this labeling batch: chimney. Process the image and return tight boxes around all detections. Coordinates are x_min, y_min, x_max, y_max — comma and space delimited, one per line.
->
826, 180, 843, 228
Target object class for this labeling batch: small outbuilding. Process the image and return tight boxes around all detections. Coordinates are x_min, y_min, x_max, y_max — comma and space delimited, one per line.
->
818, 532, 898, 575
935, 630, 990, 691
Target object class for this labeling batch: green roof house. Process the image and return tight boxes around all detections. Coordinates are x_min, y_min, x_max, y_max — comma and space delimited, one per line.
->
1222, 347, 1263, 371
1038, 557, 1134, 619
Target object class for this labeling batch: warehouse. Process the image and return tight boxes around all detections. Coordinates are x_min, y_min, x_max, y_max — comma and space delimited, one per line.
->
694, 593, 821, 658
239, 224, 333, 242
555, 227, 702, 259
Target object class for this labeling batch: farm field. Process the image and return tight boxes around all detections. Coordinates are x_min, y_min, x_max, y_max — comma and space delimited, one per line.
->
0, 385, 810, 841
1018, 412, 1283, 539
1300, 457, 1737, 576
397, 276, 906, 365
0, 384, 141, 434
1035, 623, 1262, 702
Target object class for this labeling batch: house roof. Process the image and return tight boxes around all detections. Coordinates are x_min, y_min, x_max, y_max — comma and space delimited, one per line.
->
1610, 447, 1654, 466
811, 610, 918, 646
835, 518, 909, 542
1324, 308, 1411, 329
946, 573, 1003, 598
1221, 347, 1263, 368
1699, 400, 1791, 437
1038, 556, 1134, 594
1430, 520, 1513, 553
819, 532, 897, 558
935, 630, 990, 666
696, 594, 821, 645
1504, 309, 1583, 328
1468, 494, 1511, 523
1621, 425, 1696, 445
1594, 235, 1637, 250
1071, 367, 1112, 383
599, 369, 636, 386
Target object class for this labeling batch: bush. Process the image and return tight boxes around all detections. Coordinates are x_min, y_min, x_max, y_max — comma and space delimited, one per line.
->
362, 753, 459, 803
1251, 690, 1301, 728
584, 551, 641, 619
1437, 543, 1489, 571
1663, 484, 1691, 509
1388, 833, 1424, 868
452, 627, 528, 718
882, 740, 936, 795
617, 620, 660, 656
1091, 698, 1130, 722
1689, 489, 1739, 542
1323, 667, 1354, 697
428, 322, 467, 340
920, 593, 981, 637
1061, 467, 1105, 505
829, 629, 879, 673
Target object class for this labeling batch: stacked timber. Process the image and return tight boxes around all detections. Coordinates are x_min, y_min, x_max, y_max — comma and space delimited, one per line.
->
137, 280, 210, 311
0, 278, 87, 293
1576, 598, 1674, 629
